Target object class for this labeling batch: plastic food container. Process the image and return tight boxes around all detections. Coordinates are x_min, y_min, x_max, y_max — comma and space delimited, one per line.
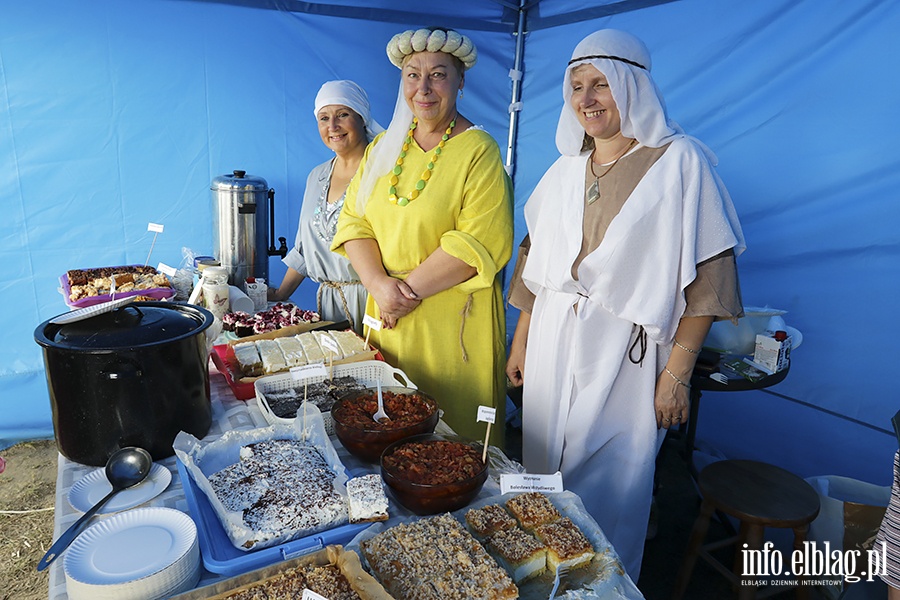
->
254, 360, 417, 436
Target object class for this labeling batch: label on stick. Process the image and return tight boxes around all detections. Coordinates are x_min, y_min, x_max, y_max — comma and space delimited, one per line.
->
156, 262, 177, 277
290, 363, 328, 381
362, 313, 382, 331
477, 405, 496, 424
147, 222, 164, 233
319, 333, 339, 355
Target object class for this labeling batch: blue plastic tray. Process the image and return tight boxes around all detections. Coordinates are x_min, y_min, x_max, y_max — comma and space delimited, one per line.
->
176, 458, 368, 576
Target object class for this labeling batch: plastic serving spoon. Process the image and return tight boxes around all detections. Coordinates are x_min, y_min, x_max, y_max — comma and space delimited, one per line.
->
37, 446, 153, 571
373, 380, 390, 423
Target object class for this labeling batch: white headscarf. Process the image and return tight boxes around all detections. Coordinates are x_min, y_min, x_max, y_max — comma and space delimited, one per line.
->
314, 80, 384, 142
557, 29, 707, 159
356, 28, 475, 216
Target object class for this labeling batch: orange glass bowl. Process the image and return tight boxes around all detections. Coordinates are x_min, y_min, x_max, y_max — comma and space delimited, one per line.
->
330, 387, 439, 463
379, 433, 488, 515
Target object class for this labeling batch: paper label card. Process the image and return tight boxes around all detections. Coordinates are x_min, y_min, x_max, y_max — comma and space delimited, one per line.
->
147, 222, 164, 233
302, 590, 329, 600
477, 405, 496, 424
157, 262, 177, 277
319, 333, 339, 355
500, 472, 564, 495
363, 313, 382, 331
290, 364, 328, 380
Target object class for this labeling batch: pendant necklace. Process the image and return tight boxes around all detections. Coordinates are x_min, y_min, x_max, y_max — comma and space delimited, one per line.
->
587, 138, 637, 205
388, 116, 456, 207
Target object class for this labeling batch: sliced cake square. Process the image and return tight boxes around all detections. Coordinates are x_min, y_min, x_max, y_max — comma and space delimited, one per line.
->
486, 526, 547, 583
505, 492, 561, 531
534, 517, 595, 571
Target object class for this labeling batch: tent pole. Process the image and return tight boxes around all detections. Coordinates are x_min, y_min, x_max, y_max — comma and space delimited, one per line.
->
504, 0, 527, 178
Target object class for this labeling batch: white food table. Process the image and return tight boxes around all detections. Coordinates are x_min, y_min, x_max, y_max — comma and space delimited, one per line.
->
49, 361, 643, 599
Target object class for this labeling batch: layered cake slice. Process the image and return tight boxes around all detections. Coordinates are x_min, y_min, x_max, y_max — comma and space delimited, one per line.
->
313, 330, 344, 359
329, 329, 369, 357
534, 517, 595, 571
346, 474, 389, 524
465, 504, 517, 539
297, 332, 325, 364
486, 526, 548, 583
257, 339, 287, 374
275, 335, 307, 367
233, 342, 263, 376
505, 492, 562, 531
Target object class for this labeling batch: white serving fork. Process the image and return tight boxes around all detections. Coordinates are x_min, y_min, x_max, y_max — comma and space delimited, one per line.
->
549, 564, 570, 599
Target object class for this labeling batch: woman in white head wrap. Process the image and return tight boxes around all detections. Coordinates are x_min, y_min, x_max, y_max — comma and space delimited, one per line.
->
505, 29, 745, 579
331, 27, 513, 445
269, 80, 383, 333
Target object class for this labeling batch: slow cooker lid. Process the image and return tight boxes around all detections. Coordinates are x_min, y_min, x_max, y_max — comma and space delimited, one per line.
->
48, 303, 208, 348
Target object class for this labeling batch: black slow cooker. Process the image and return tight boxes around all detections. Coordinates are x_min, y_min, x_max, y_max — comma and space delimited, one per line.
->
34, 301, 214, 466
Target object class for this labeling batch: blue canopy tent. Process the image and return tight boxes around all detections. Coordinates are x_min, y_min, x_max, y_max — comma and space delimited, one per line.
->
2, 0, 898, 485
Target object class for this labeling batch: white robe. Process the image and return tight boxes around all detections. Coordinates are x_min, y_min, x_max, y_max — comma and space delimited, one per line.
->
521, 137, 745, 580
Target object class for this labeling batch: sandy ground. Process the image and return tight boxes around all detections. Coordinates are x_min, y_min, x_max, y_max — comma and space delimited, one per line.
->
0, 439, 56, 600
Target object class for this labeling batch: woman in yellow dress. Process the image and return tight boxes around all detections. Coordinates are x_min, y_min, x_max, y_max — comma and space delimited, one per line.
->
331, 27, 513, 444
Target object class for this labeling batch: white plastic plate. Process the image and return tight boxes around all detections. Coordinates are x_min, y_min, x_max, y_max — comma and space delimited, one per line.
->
64, 507, 196, 586
50, 296, 136, 325
68, 463, 171, 514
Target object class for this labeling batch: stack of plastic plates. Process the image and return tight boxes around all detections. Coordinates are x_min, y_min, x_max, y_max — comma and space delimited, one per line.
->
64, 507, 201, 600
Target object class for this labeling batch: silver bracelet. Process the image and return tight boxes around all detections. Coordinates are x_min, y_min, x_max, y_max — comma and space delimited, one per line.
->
665, 367, 691, 389
673, 339, 699, 354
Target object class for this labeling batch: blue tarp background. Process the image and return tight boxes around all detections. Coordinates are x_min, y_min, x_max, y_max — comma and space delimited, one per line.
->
2, 0, 898, 485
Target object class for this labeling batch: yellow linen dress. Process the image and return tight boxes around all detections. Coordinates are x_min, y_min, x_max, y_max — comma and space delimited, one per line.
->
332, 128, 513, 445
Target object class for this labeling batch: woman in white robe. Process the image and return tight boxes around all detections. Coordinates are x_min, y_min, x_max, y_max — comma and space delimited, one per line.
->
506, 29, 745, 581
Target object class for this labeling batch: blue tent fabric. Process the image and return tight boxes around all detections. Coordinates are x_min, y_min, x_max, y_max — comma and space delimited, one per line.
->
2, 0, 898, 487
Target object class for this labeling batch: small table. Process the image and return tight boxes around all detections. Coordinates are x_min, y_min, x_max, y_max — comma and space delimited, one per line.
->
682, 357, 789, 476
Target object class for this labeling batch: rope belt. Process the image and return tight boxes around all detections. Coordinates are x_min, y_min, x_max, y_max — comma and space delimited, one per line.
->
317, 279, 362, 329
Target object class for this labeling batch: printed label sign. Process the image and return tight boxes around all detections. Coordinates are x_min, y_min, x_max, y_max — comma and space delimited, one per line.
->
500, 472, 564, 495
477, 405, 496, 424
147, 222, 164, 233
157, 262, 177, 277
363, 313, 382, 331
319, 334, 339, 355
291, 363, 328, 380
302, 590, 329, 600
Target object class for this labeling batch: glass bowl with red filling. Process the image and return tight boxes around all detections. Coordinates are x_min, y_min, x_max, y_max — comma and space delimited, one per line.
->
331, 387, 439, 462
380, 433, 488, 515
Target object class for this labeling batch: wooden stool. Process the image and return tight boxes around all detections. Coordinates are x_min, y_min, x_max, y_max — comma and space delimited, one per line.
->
672, 460, 821, 600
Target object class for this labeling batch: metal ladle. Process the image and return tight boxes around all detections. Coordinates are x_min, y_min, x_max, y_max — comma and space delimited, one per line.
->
37, 446, 153, 571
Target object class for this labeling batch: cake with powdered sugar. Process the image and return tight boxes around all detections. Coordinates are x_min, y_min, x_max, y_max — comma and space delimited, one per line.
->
208, 438, 347, 546
346, 474, 389, 524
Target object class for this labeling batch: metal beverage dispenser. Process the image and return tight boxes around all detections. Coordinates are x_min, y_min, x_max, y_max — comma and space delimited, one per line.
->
210, 170, 287, 285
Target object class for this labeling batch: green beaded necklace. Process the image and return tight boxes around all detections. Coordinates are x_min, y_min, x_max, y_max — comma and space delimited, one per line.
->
388, 116, 456, 206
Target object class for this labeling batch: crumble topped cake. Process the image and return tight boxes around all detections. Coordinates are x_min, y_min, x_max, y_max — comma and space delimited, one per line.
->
534, 517, 595, 571
505, 492, 562, 531
208, 439, 347, 547
346, 474, 389, 524
466, 503, 517, 539
361, 513, 519, 600
486, 526, 548, 583
220, 563, 362, 600
66, 265, 171, 302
